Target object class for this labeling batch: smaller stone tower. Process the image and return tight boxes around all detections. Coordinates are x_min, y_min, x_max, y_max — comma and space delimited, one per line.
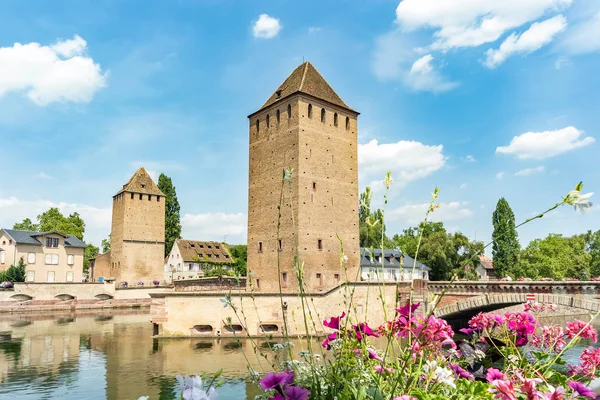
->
110, 167, 165, 284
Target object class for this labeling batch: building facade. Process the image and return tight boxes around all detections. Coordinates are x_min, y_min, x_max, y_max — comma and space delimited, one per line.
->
0, 229, 85, 282
247, 62, 360, 292
164, 239, 234, 283
475, 255, 496, 280
359, 248, 430, 282
92, 167, 166, 285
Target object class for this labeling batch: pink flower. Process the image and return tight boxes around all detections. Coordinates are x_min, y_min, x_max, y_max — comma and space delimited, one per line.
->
353, 322, 379, 341
367, 347, 383, 361
531, 325, 566, 353
489, 378, 517, 400
374, 365, 395, 374
397, 301, 419, 317
393, 396, 417, 400
539, 385, 566, 400
321, 332, 338, 350
505, 312, 536, 347
571, 347, 600, 378
566, 320, 598, 343
323, 312, 346, 330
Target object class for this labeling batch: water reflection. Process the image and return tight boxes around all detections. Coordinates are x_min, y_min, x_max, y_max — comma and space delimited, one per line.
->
0, 310, 599, 399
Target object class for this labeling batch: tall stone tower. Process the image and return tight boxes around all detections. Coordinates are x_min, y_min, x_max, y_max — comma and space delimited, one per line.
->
247, 62, 360, 292
111, 167, 166, 284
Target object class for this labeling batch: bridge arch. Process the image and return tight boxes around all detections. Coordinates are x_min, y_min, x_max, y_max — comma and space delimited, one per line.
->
434, 293, 600, 319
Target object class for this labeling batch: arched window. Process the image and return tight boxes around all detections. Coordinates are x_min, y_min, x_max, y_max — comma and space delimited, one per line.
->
287, 104, 291, 119
321, 108, 326, 123
308, 104, 313, 118
256, 119, 260, 132
266, 114, 270, 128
276, 109, 280, 125
334, 113, 338, 127
345, 117, 350, 130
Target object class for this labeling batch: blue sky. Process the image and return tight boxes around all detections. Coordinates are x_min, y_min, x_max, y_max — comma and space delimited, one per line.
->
0, 0, 598, 249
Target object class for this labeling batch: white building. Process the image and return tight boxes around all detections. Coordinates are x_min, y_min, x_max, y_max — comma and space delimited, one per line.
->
164, 239, 234, 283
360, 248, 429, 282
475, 255, 496, 280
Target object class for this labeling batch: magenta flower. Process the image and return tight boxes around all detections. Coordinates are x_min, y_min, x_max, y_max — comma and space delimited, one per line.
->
568, 381, 595, 398
353, 322, 379, 341
448, 363, 474, 380
486, 368, 505, 383
259, 371, 294, 390
397, 301, 419, 317
566, 320, 598, 342
367, 347, 383, 361
393, 396, 417, 400
374, 365, 395, 374
321, 332, 339, 350
276, 385, 310, 400
489, 378, 517, 400
323, 312, 346, 330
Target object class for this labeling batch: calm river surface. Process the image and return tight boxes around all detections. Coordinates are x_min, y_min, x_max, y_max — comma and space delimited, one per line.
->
0, 310, 598, 399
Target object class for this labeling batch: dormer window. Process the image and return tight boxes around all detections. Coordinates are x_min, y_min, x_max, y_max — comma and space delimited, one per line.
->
141, 184, 146, 188
46, 238, 59, 248
276, 90, 282, 99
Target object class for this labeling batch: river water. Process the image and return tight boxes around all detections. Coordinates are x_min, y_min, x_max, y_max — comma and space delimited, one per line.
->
0, 310, 598, 399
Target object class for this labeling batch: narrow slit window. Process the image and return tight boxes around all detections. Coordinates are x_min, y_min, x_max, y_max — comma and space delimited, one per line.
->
266, 114, 270, 128
278, 239, 282, 250
308, 104, 312, 118
318, 239, 323, 250
256, 119, 260, 132
345, 117, 350, 130
148, 195, 152, 201
276, 110, 280, 125
258, 242, 263, 252
139, 193, 142, 200
131, 193, 134, 199
321, 108, 326, 123
312, 182, 316, 190
256, 279, 261, 289
334, 113, 338, 127
281, 272, 287, 288
287, 104, 291, 119
317, 273, 323, 286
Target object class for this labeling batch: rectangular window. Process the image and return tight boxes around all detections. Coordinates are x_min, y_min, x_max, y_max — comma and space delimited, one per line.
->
316, 273, 323, 286
66, 271, 74, 282
148, 195, 152, 201
334, 273, 340, 281
317, 239, 323, 250
256, 278, 260, 289
131, 193, 134, 199
278, 239, 282, 251
45, 254, 59, 265
258, 242, 263, 252
1, 251, 6, 264
67, 254, 74, 265
47, 271, 55, 283
157, 196, 160, 202
281, 272, 287, 288
27, 253, 36, 264
188, 264, 194, 271
27, 271, 35, 282
46, 238, 59, 248
312, 182, 317, 190
139, 193, 143, 200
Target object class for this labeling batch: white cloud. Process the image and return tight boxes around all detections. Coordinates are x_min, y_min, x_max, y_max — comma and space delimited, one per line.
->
407, 54, 458, 92
496, 126, 595, 159
560, 11, 600, 54
460, 183, 468, 189
395, 0, 572, 51
514, 165, 546, 176
38, 172, 55, 180
465, 155, 476, 162
496, 172, 505, 180
0, 197, 111, 245
182, 212, 247, 244
484, 15, 567, 68
358, 139, 446, 188
0, 35, 107, 105
252, 14, 282, 39
388, 201, 473, 224
554, 56, 571, 69
308, 27, 321, 34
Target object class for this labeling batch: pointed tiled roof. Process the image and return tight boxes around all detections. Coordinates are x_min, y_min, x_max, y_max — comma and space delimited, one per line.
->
115, 167, 165, 197
254, 62, 356, 115
175, 239, 233, 264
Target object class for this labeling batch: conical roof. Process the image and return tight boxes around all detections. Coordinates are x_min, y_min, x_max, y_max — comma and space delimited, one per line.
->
254, 62, 356, 115
115, 167, 165, 197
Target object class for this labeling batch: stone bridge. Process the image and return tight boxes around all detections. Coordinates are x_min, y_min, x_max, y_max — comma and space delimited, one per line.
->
427, 281, 600, 318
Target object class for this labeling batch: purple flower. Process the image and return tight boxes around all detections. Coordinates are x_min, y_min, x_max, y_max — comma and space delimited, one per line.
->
259, 371, 294, 390
459, 328, 475, 336
568, 381, 595, 398
449, 363, 474, 380
323, 312, 345, 330
284, 385, 311, 400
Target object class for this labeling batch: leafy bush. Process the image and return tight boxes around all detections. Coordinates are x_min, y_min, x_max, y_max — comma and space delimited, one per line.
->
0, 257, 26, 283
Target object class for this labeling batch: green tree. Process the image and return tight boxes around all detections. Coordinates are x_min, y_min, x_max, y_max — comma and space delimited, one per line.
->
359, 187, 391, 249
518, 234, 591, 280
228, 244, 247, 276
36, 208, 86, 240
101, 235, 111, 253
13, 218, 38, 231
585, 230, 600, 278
0, 257, 26, 282
84, 242, 99, 274
157, 174, 182, 256
492, 198, 520, 279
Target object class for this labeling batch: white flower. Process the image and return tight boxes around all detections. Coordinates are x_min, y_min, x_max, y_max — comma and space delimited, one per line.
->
423, 360, 437, 375
176, 375, 218, 400
435, 367, 456, 389
573, 192, 594, 214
